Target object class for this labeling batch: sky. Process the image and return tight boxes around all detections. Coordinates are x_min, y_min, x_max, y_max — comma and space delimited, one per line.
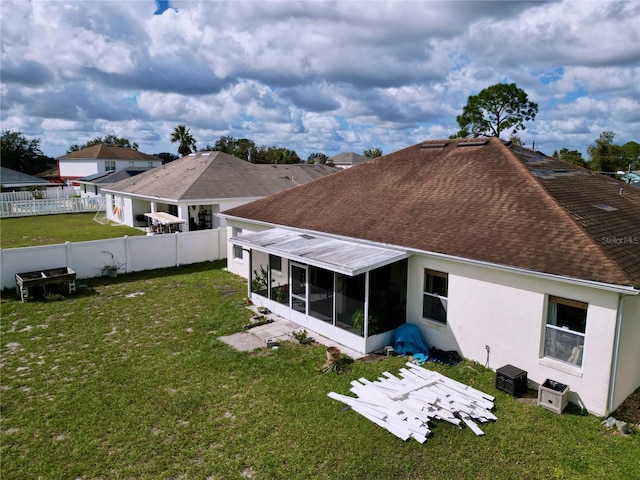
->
1, 0, 639, 160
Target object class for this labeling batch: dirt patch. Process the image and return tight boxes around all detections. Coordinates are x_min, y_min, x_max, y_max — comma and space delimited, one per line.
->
612, 387, 640, 425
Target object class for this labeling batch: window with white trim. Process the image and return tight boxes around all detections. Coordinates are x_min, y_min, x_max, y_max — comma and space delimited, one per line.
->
423, 269, 448, 324
105, 160, 116, 172
544, 296, 587, 367
232, 227, 243, 260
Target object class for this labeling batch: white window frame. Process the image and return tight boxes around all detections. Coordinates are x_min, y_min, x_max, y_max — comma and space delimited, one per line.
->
543, 295, 587, 367
423, 269, 448, 324
232, 227, 243, 261
105, 160, 116, 172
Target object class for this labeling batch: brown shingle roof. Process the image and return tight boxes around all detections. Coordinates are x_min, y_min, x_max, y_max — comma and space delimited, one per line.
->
105, 151, 338, 201
58, 144, 159, 161
222, 137, 640, 287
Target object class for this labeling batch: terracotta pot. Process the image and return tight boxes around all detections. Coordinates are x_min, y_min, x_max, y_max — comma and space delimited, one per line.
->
326, 346, 341, 363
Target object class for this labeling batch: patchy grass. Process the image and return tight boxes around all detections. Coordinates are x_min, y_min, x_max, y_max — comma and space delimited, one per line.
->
1, 262, 638, 479
0, 213, 145, 248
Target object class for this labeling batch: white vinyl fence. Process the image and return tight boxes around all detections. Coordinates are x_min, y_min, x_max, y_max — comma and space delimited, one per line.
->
0, 197, 103, 218
0, 228, 228, 291
0, 187, 78, 202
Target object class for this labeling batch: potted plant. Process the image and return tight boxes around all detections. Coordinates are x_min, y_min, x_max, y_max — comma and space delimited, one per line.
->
101, 251, 124, 278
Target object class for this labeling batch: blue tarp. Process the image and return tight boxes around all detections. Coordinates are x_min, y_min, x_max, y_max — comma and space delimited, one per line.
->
392, 323, 430, 356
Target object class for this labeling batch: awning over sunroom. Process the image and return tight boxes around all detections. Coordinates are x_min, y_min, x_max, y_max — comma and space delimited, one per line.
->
144, 212, 186, 225
231, 228, 408, 276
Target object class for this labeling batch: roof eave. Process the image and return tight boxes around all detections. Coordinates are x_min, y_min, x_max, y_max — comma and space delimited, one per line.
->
220, 214, 640, 295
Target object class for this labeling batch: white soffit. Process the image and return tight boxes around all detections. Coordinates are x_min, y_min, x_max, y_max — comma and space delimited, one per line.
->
231, 228, 408, 276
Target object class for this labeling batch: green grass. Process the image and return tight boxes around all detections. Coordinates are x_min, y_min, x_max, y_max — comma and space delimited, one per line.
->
1, 262, 637, 479
0, 213, 145, 248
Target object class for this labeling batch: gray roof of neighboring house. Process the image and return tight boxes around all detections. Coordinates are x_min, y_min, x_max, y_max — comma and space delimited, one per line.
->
57, 143, 159, 161
222, 137, 640, 288
329, 152, 368, 166
76, 167, 155, 185
1, 166, 56, 188
103, 151, 339, 201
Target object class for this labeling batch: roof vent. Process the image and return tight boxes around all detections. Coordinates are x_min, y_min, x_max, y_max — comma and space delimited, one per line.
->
525, 155, 550, 165
532, 168, 579, 178
300, 234, 315, 240
420, 142, 449, 149
592, 203, 618, 212
457, 140, 488, 147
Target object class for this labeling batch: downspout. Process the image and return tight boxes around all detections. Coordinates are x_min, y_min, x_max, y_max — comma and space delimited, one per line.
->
244, 248, 252, 300
607, 294, 627, 414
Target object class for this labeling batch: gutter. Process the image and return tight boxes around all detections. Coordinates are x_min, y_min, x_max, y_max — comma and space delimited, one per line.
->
220, 214, 640, 296
607, 294, 628, 414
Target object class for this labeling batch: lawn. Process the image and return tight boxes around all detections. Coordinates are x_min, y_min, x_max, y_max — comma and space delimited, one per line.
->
0, 213, 145, 248
1, 262, 638, 480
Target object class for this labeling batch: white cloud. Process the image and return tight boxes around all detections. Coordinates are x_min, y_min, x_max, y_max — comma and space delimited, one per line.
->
0, 0, 637, 160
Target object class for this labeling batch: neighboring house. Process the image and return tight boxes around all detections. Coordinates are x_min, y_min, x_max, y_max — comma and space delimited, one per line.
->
0, 166, 63, 192
102, 151, 338, 232
57, 144, 162, 183
221, 137, 640, 417
76, 167, 155, 197
329, 152, 369, 169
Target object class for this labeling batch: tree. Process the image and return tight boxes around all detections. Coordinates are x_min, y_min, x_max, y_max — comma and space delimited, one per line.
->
455, 83, 538, 139
212, 136, 258, 162
509, 133, 524, 146
307, 152, 333, 166
68, 135, 138, 153
153, 152, 179, 164
1, 130, 49, 174
263, 147, 301, 164
552, 148, 587, 168
363, 148, 382, 159
170, 125, 197, 156
587, 131, 636, 174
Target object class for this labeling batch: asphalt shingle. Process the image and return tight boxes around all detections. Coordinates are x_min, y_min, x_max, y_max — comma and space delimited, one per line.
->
222, 138, 640, 287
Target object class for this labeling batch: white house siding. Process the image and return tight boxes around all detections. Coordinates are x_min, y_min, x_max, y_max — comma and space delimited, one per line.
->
407, 255, 625, 416
59, 160, 99, 179
225, 222, 271, 279
612, 294, 640, 412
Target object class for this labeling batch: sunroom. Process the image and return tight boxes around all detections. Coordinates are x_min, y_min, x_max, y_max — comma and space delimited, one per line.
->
231, 228, 410, 353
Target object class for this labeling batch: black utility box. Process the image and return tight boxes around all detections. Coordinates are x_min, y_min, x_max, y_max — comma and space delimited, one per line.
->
496, 364, 528, 396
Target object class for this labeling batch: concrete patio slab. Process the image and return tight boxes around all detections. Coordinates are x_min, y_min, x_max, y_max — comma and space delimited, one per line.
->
218, 307, 365, 359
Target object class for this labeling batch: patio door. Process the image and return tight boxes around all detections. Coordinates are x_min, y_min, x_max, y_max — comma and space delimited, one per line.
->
290, 263, 308, 324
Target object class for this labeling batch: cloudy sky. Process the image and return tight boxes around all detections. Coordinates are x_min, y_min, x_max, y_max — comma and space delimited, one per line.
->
1, 1, 638, 160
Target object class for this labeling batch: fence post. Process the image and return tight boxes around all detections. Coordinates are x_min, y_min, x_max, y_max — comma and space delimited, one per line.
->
175, 232, 180, 267
65, 241, 71, 266
124, 236, 131, 274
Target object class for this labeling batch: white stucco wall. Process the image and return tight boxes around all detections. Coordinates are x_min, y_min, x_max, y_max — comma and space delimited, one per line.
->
612, 294, 640, 411
59, 160, 99, 178
407, 255, 627, 416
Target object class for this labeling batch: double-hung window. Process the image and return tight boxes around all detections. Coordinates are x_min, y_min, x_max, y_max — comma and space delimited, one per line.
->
105, 160, 116, 172
423, 269, 448, 324
544, 296, 587, 367
232, 227, 243, 260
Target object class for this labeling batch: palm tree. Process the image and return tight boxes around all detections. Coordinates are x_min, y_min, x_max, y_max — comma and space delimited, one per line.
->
170, 125, 197, 156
